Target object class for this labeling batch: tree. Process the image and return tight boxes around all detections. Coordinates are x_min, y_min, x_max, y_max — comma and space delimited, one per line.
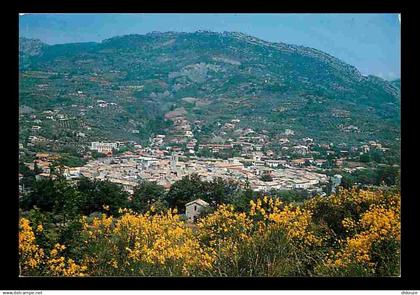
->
20, 162, 36, 191
340, 174, 355, 189
274, 189, 307, 203
49, 161, 65, 178
165, 174, 242, 212
131, 180, 167, 213
55, 153, 86, 167
77, 177, 129, 215
204, 177, 240, 206
376, 166, 400, 186
260, 173, 273, 182
33, 162, 43, 175
165, 174, 206, 213
20, 176, 81, 217
19, 161, 35, 177
91, 150, 105, 159
232, 178, 256, 212
359, 153, 371, 163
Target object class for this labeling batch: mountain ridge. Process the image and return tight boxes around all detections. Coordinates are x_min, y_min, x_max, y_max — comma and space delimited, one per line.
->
19, 31, 400, 147
19, 32, 396, 84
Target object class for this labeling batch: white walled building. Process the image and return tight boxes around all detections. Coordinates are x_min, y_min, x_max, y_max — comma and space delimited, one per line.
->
185, 199, 209, 223
90, 142, 118, 153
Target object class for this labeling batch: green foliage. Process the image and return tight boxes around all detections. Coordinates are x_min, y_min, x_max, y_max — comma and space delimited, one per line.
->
213, 227, 296, 276
91, 150, 105, 159
204, 177, 241, 206
269, 189, 308, 203
165, 174, 208, 213
341, 166, 400, 188
54, 153, 86, 167
130, 180, 167, 213
370, 237, 400, 276
260, 173, 273, 182
20, 177, 80, 214
20, 177, 129, 217
231, 179, 257, 212
165, 174, 242, 212
19, 163, 37, 190
58, 217, 86, 258
76, 177, 129, 216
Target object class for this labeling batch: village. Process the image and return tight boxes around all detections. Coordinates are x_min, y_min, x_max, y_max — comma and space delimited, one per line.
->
19, 103, 396, 201
77, 150, 332, 195
21, 138, 340, 196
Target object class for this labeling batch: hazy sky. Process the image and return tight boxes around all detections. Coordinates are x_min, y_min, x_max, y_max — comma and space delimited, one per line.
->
19, 13, 401, 80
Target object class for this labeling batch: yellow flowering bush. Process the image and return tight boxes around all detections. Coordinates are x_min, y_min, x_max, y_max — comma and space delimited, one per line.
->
268, 205, 322, 248
249, 196, 282, 233
320, 195, 400, 276
19, 218, 45, 274
19, 189, 400, 277
250, 196, 321, 247
197, 204, 254, 255
304, 188, 398, 245
79, 209, 214, 276
46, 243, 87, 276
196, 204, 254, 275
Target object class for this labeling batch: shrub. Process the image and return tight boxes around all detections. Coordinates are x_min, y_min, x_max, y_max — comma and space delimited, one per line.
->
19, 188, 400, 277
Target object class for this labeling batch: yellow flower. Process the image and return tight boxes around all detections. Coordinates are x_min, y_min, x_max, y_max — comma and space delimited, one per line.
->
36, 224, 43, 233
19, 218, 44, 272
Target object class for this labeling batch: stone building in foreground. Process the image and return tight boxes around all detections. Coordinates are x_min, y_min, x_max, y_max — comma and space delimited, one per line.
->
185, 199, 209, 223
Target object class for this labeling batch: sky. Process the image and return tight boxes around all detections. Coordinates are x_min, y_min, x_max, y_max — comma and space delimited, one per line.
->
19, 13, 401, 80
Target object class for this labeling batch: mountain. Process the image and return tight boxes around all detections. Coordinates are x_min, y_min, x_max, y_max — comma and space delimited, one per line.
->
390, 79, 400, 89
19, 37, 47, 56
19, 37, 48, 70
19, 32, 400, 147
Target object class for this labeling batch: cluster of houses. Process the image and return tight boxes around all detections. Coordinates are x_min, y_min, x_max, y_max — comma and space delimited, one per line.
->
164, 108, 194, 146
22, 152, 81, 182
70, 146, 331, 195
359, 140, 390, 153
22, 128, 368, 201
